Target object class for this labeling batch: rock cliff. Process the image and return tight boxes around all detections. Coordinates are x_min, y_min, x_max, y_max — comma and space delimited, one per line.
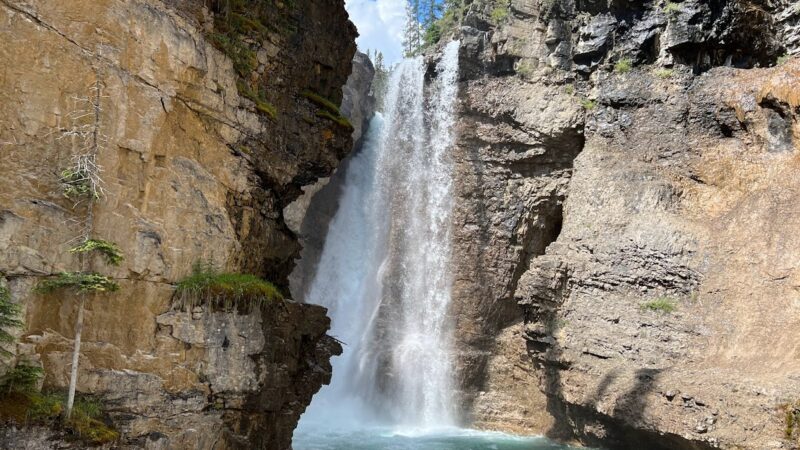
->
442, 0, 800, 449
0, 0, 357, 448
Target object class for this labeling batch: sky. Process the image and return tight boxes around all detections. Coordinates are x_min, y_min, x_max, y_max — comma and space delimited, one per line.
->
346, 0, 406, 66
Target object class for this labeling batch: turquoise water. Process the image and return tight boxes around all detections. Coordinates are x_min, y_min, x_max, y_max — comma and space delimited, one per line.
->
293, 427, 582, 450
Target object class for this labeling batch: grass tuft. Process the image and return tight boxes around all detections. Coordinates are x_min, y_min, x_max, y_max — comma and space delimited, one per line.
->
614, 58, 633, 74
580, 98, 597, 110
302, 90, 352, 129
641, 297, 678, 313
0, 389, 118, 445
301, 90, 342, 115
237, 81, 277, 120
316, 110, 353, 130
174, 262, 284, 312
655, 68, 675, 79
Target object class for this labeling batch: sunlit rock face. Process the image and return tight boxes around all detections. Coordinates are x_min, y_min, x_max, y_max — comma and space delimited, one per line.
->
437, 1, 800, 449
0, 0, 356, 448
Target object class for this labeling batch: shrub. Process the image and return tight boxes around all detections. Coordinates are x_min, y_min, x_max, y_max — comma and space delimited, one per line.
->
490, 6, 509, 23
785, 401, 800, 442
35, 272, 119, 294
663, 1, 682, 17
564, 84, 575, 95
655, 68, 674, 79
614, 58, 633, 74
580, 98, 597, 110
641, 297, 677, 313
777, 54, 790, 66
70, 239, 124, 266
0, 389, 118, 445
175, 262, 284, 311
516, 60, 534, 78
0, 285, 23, 358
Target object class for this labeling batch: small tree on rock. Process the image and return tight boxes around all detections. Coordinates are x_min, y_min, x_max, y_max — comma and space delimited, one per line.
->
35, 80, 123, 419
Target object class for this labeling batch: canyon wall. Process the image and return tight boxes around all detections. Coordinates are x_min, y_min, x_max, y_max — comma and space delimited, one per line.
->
0, 0, 359, 448
444, 0, 800, 449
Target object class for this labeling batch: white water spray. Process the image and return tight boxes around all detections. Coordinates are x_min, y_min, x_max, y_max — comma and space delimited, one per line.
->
297, 41, 461, 431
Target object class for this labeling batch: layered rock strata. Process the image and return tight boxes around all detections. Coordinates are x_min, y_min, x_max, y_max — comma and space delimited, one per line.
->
441, 1, 800, 449
0, 0, 357, 447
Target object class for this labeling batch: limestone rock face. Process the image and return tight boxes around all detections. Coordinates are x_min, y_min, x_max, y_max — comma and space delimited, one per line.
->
0, 0, 355, 448
443, 0, 800, 449
287, 52, 376, 302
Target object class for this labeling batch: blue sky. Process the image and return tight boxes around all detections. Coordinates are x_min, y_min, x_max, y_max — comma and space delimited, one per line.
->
346, 0, 406, 65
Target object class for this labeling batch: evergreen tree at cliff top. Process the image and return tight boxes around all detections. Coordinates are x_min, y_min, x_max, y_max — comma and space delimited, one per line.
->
402, 0, 467, 56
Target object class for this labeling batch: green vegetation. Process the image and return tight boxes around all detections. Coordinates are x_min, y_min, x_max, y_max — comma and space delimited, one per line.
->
423, 21, 443, 48
60, 168, 99, 200
516, 60, 534, 78
317, 110, 354, 130
70, 239, 124, 266
301, 90, 342, 115
655, 68, 675, 79
35, 272, 119, 294
237, 81, 277, 120
207, 32, 258, 78
490, 5, 509, 23
564, 84, 575, 95
204, 1, 292, 119
777, 54, 790, 66
175, 262, 284, 311
406, 0, 468, 52
641, 297, 678, 313
784, 401, 800, 443
0, 389, 118, 445
580, 98, 597, 110
302, 90, 353, 129
614, 58, 633, 74
0, 285, 23, 359
663, 1, 682, 17
1, 364, 43, 394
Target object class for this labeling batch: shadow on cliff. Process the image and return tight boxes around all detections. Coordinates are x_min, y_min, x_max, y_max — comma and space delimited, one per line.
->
537, 314, 715, 450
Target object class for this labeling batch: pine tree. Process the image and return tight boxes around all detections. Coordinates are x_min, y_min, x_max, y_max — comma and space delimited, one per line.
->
36, 81, 125, 419
371, 51, 390, 111
423, 0, 441, 29
403, 0, 422, 57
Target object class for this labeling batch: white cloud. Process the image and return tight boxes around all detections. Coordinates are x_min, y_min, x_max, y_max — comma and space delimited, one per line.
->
346, 0, 406, 66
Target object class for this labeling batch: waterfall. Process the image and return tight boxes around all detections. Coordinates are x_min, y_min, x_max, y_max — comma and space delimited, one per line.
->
297, 40, 461, 431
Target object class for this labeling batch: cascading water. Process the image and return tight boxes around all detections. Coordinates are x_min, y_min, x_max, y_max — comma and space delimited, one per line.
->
297, 40, 461, 431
